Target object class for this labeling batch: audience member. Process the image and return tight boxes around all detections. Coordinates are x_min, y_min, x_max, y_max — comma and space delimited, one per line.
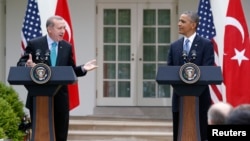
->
226, 104, 250, 125
207, 102, 233, 125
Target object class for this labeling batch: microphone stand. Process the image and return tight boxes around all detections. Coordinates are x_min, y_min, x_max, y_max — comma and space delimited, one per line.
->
182, 50, 188, 63
190, 50, 197, 63
35, 49, 41, 61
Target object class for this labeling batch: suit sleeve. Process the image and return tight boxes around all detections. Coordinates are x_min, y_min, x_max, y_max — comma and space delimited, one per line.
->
167, 44, 174, 66
17, 41, 35, 66
201, 39, 215, 66
66, 44, 87, 77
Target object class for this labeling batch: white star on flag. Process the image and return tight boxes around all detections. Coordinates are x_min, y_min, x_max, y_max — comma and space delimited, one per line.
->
231, 48, 249, 66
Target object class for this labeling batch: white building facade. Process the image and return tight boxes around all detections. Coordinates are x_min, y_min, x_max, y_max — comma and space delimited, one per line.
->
1, 0, 250, 117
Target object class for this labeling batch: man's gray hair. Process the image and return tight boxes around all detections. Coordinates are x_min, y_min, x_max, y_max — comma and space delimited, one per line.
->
46, 15, 64, 28
182, 11, 200, 28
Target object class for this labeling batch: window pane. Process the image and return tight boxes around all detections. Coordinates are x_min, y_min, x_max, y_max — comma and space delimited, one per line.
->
104, 27, 116, 43
158, 45, 169, 61
144, 10, 156, 25
158, 9, 170, 25
143, 64, 156, 79
118, 9, 130, 25
143, 28, 156, 43
103, 63, 116, 79
158, 27, 170, 43
118, 81, 130, 97
118, 27, 130, 43
143, 46, 155, 61
158, 85, 170, 98
143, 81, 156, 97
118, 63, 130, 79
103, 81, 116, 97
118, 45, 130, 61
104, 9, 116, 25
104, 45, 116, 61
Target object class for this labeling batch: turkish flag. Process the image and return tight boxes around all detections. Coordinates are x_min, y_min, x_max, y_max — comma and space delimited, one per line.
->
55, 0, 80, 110
223, 0, 250, 106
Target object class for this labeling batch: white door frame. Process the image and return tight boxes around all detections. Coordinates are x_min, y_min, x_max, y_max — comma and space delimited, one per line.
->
96, 0, 177, 106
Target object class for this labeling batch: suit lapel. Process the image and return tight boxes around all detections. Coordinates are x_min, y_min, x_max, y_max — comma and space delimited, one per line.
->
56, 41, 64, 66
40, 37, 52, 66
190, 35, 200, 53
178, 37, 185, 55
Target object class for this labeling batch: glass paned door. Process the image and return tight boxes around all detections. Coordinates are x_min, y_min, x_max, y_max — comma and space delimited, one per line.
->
97, 1, 177, 106
137, 3, 176, 106
97, 4, 137, 106
103, 9, 131, 98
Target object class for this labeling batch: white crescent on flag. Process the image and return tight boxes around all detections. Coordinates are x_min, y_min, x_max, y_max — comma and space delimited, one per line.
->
225, 17, 245, 43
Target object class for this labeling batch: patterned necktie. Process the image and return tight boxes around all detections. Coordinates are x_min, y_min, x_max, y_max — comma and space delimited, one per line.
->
184, 39, 190, 54
50, 42, 57, 66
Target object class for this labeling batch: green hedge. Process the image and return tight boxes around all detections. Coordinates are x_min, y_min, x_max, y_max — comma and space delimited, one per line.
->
0, 82, 25, 141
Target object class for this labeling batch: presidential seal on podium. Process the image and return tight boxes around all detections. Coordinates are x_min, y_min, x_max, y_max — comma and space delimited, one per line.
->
30, 63, 52, 84
179, 63, 200, 84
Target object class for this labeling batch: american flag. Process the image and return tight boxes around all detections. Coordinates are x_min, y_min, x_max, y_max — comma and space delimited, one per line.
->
21, 0, 42, 54
197, 0, 223, 103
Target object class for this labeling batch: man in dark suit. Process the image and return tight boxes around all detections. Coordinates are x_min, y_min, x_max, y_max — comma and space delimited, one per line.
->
17, 15, 97, 141
167, 11, 214, 141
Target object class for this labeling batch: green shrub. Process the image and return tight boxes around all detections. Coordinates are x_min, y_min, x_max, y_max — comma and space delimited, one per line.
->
0, 82, 25, 141
0, 128, 7, 139
0, 82, 24, 118
0, 98, 24, 141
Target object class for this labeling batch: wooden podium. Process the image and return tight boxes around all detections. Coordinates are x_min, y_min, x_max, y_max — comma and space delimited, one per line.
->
156, 66, 222, 141
8, 66, 77, 141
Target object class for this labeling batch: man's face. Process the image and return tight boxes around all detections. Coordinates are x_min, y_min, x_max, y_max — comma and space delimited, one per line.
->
178, 14, 196, 37
48, 19, 66, 42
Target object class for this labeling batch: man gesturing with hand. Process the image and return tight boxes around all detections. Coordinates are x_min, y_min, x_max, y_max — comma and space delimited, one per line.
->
17, 15, 97, 141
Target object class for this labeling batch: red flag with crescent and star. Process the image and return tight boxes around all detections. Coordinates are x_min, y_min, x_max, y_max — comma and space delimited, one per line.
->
223, 0, 250, 106
55, 0, 80, 110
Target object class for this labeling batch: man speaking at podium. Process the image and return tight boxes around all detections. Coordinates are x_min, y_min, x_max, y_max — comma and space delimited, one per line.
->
167, 11, 214, 141
17, 15, 97, 141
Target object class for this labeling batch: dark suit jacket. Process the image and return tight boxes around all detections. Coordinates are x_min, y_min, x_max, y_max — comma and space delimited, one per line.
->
17, 35, 87, 109
167, 34, 214, 112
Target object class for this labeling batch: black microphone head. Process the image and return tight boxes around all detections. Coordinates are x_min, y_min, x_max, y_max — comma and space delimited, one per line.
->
191, 50, 196, 56
45, 49, 50, 56
182, 50, 187, 57
190, 50, 197, 62
35, 49, 41, 55
44, 49, 50, 61
182, 50, 188, 63
35, 49, 41, 61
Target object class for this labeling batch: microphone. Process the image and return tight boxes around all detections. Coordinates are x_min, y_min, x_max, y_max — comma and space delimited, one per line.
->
44, 49, 50, 61
182, 50, 188, 63
35, 49, 41, 61
191, 50, 197, 62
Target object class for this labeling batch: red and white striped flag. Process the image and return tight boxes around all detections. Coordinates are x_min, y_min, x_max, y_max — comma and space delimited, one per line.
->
197, 0, 223, 103
21, 0, 80, 110
21, 0, 42, 55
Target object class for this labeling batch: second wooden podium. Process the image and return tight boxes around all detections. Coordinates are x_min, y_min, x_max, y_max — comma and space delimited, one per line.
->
156, 65, 222, 141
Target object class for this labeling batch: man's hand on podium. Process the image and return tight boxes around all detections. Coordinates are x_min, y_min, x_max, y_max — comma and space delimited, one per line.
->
25, 54, 36, 67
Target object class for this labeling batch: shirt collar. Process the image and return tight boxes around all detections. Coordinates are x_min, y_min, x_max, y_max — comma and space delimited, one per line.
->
46, 35, 58, 46
184, 32, 196, 45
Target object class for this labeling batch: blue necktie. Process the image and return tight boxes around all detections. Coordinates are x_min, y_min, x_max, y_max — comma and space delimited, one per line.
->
184, 39, 190, 54
50, 42, 57, 66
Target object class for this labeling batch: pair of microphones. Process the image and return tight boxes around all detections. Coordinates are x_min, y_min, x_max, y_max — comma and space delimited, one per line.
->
182, 50, 197, 63
35, 49, 50, 63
